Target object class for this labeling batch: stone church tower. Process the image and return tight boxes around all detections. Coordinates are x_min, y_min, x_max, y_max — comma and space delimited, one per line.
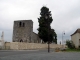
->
13, 20, 33, 42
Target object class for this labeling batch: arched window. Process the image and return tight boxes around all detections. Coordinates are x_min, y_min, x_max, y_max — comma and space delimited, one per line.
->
19, 22, 22, 27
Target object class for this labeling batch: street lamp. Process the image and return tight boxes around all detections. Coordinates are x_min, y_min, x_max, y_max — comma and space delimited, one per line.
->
62, 31, 65, 48
45, 15, 50, 53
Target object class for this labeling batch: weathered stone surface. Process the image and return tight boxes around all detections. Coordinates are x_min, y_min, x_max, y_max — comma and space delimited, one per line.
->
13, 20, 40, 43
31, 32, 41, 43
5, 42, 62, 50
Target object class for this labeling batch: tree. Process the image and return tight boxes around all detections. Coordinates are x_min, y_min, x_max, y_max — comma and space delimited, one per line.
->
66, 40, 75, 49
51, 29, 57, 44
38, 6, 57, 43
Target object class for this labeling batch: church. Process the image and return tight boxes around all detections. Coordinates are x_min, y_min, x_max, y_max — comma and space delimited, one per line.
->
12, 20, 41, 43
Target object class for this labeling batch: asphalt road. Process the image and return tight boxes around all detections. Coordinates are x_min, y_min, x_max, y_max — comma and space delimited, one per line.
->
0, 49, 80, 60
0, 49, 54, 57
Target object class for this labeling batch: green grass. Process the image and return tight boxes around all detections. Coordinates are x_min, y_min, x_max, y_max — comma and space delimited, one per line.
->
66, 48, 80, 52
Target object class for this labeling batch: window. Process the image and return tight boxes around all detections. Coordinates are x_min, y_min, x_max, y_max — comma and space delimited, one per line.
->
19, 22, 22, 27
19, 22, 25, 27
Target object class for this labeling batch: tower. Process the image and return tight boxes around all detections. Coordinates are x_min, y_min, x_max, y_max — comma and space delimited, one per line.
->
13, 20, 33, 42
1, 31, 4, 41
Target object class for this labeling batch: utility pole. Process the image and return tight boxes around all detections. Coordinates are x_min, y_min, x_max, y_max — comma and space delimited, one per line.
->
45, 15, 50, 53
62, 31, 65, 48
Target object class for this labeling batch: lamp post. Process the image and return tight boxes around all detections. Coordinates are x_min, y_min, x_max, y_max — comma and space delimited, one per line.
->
45, 15, 50, 53
62, 31, 65, 48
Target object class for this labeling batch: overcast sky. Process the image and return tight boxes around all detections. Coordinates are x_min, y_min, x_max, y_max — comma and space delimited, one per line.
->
0, 0, 80, 44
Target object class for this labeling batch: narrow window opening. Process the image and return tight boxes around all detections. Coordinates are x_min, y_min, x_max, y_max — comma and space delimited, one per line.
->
19, 22, 22, 27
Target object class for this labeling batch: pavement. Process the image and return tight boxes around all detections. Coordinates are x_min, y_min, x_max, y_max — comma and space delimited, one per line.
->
0, 49, 80, 60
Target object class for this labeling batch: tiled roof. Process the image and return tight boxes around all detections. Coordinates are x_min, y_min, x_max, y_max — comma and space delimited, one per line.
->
71, 29, 80, 36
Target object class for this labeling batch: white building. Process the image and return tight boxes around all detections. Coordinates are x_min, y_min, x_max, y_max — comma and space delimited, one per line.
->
0, 32, 4, 49
71, 29, 80, 48
0, 40, 2, 46
0, 40, 3, 46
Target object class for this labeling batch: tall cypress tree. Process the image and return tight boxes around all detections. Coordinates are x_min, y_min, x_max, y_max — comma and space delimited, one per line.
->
38, 6, 57, 43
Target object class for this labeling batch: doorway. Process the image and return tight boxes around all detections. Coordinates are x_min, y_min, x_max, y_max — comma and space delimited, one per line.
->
20, 39, 23, 42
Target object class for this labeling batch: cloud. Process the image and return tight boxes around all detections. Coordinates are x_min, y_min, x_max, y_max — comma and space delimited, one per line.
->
0, 0, 80, 44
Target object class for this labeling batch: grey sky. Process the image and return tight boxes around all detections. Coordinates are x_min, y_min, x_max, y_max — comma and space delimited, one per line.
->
0, 0, 80, 44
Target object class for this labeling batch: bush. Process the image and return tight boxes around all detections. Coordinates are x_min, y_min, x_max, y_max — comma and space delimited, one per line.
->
66, 40, 75, 49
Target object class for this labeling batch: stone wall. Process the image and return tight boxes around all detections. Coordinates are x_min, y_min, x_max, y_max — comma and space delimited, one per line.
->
13, 20, 33, 42
5, 42, 10, 49
5, 42, 62, 50
31, 32, 41, 43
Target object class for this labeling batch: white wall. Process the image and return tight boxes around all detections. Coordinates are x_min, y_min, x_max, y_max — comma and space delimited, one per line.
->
0, 42, 1, 46
71, 33, 80, 48
0, 40, 4, 47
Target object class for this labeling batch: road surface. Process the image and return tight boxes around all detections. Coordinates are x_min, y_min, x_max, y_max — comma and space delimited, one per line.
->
0, 49, 80, 60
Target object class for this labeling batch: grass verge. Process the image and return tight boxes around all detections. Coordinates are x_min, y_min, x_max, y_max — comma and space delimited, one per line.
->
66, 48, 80, 52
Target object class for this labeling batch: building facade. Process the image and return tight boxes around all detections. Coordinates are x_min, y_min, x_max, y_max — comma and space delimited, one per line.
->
13, 20, 41, 43
71, 29, 80, 48
0, 31, 4, 49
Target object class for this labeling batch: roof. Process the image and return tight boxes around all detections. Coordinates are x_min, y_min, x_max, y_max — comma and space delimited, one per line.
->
14, 20, 33, 22
71, 29, 80, 36
33, 32, 38, 35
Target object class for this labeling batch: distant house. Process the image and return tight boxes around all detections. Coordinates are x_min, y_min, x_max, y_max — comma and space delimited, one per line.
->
71, 29, 80, 48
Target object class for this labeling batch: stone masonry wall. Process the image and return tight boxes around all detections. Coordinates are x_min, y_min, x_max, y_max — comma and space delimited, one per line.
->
31, 32, 41, 43
13, 20, 33, 42
5, 42, 62, 50
5, 42, 10, 49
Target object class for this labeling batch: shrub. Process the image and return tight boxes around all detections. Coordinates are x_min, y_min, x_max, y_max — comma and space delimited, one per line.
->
66, 40, 75, 49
